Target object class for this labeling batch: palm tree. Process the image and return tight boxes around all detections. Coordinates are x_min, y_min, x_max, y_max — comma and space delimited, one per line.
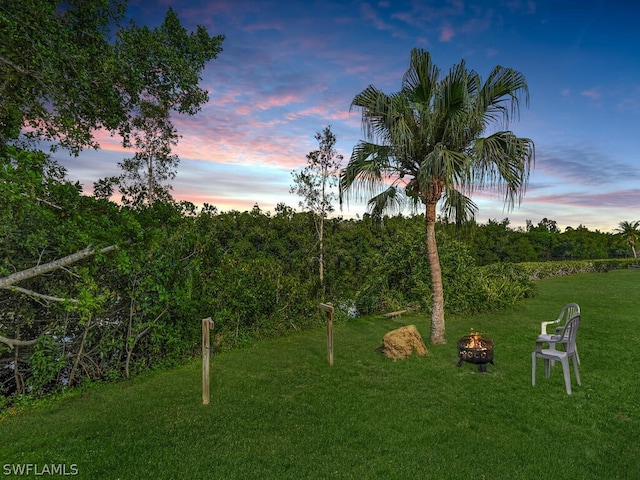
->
340, 49, 535, 344
615, 220, 640, 264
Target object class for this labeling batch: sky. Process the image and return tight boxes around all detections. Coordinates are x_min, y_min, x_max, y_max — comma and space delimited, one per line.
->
56, 0, 640, 233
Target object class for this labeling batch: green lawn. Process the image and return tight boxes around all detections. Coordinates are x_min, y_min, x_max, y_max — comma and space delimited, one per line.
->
2, 270, 639, 479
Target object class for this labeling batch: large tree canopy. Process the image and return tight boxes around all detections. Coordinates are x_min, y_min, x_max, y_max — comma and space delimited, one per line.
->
0, 0, 224, 153
340, 49, 535, 343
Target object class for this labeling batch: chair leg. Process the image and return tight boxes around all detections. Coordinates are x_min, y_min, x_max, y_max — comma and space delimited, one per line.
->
575, 345, 580, 366
572, 355, 581, 386
532, 352, 537, 386
549, 345, 556, 367
561, 357, 572, 395
544, 358, 551, 378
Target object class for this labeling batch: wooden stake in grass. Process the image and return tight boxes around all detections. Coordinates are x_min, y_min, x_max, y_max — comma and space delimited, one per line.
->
202, 317, 215, 405
319, 303, 334, 366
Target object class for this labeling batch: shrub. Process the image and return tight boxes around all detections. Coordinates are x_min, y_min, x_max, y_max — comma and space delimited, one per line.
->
477, 263, 536, 310
519, 259, 628, 280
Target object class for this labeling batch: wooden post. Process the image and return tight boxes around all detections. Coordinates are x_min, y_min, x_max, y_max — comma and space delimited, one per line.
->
202, 317, 214, 405
319, 303, 334, 366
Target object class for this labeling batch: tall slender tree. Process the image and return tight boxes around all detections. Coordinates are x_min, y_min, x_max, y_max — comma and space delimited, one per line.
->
291, 126, 343, 298
115, 102, 180, 206
340, 49, 534, 343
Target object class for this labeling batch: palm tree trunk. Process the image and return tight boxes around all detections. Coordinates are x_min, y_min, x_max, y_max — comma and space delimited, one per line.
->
425, 201, 445, 344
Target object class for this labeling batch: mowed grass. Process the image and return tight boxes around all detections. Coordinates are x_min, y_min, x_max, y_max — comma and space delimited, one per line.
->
1, 270, 639, 479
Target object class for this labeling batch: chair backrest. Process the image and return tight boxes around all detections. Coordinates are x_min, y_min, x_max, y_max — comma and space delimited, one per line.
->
541, 303, 580, 335
558, 315, 580, 354
559, 303, 580, 324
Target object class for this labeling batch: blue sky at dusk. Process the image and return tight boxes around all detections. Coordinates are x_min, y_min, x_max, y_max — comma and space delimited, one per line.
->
57, 0, 640, 232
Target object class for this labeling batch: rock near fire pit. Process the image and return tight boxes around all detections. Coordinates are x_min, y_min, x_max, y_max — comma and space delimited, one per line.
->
377, 325, 428, 360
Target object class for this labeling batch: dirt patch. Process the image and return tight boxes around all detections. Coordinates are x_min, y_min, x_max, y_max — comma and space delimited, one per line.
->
377, 324, 428, 360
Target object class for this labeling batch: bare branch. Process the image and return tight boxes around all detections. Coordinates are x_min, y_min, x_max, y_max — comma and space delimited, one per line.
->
0, 245, 118, 290
21, 192, 64, 210
7, 286, 79, 304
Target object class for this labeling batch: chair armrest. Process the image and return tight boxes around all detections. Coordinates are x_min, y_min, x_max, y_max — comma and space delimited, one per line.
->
541, 320, 559, 335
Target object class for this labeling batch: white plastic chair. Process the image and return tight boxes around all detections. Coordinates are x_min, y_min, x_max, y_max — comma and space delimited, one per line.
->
537, 303, 580, 365
532, 314, 581, 394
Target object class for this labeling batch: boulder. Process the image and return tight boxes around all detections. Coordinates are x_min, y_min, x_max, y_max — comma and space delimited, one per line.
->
378, 324, 428, 360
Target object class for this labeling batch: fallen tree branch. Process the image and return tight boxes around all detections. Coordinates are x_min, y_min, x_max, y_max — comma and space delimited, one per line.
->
8, 286, 79, 303
0, 334, 40, 350
0, 244, 118, 290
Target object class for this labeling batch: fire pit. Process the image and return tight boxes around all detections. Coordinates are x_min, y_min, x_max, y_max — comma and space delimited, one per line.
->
456, 333, 494, 372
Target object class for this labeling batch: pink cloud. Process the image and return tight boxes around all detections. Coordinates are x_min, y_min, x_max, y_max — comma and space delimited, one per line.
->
242, 22, 283, 32
439, 24, 455, 42
581, 89, 601, 100
616, 97, 638, 111
256, 93, 305, 110
91, 130, 129, 152
210, 89, 244, 106
361, 2, 394, 31
235, 105, 252, 115
528, 189, 640, 208
459, 15, 493, 35
346, 65, 371, 75
283, 104, 352, 123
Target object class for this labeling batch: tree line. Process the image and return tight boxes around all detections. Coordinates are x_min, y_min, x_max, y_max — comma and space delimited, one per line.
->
0, 151, 634, 401
442, 217, 632, 265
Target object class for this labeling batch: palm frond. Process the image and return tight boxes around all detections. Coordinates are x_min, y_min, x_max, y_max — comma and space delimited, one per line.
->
441, 186, 478, 225
366, 185, 407, 219
478, 66, 530, 129
339, 141, 391, 206
473, 131, 535, 209
351, 85, 396, 145
402, 48, 440, 105
438, 60, 470, 117
352, 85, 418, 157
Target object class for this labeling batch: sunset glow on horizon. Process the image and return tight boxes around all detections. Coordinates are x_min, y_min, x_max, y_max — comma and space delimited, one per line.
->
54, 0, 640, 233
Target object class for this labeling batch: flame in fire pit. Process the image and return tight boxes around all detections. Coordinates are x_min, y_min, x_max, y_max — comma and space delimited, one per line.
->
462, 331, 491, 350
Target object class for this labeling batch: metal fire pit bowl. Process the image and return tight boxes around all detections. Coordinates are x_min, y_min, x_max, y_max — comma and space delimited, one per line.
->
456, 335, 495, 372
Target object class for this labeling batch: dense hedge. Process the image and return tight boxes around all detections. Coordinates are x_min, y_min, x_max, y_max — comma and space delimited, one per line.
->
518, 259, 629, 280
